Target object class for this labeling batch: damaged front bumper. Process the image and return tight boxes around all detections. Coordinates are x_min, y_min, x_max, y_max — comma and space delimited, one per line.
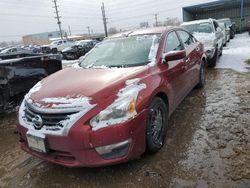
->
17, 109, 147, 167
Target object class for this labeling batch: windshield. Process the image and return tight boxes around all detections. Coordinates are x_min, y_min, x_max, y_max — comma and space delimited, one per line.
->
77, 41, 89, 46
218, 19, 231, 27
79, 35, 160, 68
182, 22, 213, 34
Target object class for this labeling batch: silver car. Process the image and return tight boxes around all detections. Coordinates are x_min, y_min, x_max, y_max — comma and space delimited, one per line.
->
181, 18, 224, 67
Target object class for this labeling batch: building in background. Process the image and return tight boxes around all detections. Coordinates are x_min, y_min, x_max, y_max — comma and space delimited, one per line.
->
182, 0, 250, 32
22, 31, 65, 45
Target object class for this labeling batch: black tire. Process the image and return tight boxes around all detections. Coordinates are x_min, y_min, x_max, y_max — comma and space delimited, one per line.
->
196, 60, 206, 88
0, 88, 8, 111
51, 48, 58, 54
146, 97, 168, 153
208, 48, 218, 67
0, 92, 4, 110
219, 46, 223, 57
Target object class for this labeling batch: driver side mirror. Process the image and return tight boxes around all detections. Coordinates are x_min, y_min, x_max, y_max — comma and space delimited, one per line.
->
164, 50, 186, 63
217, 27, 222, 32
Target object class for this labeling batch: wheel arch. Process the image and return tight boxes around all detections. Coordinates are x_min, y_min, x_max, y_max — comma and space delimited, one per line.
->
155, 92, 169, 114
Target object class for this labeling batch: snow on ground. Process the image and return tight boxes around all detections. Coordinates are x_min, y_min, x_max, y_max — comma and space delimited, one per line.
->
216, 32, 250, 73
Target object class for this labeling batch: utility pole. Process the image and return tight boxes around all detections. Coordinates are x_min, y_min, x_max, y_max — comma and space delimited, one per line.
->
87, 26, 91, 38
101, 2, 108, 37
154, 14, 158, 27
68, 25, 72, 36
52, 0, 63, 39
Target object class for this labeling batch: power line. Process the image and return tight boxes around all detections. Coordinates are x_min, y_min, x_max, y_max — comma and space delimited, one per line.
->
109, 7, 179, 23
106, 0, 185, 11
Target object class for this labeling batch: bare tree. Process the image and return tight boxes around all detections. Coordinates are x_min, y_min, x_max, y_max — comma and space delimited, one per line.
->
164, 17, 181, 26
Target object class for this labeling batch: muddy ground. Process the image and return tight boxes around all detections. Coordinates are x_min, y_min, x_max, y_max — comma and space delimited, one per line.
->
1, 35, 250, 188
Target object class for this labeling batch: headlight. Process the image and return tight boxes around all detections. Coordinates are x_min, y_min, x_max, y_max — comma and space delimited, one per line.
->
90, 79, 146, 131
203, 39, 216, 48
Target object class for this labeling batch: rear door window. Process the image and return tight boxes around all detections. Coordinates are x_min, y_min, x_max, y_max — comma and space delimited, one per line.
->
164, 31, 183, 53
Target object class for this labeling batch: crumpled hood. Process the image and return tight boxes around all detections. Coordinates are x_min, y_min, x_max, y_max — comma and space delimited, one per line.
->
28, 66, 148, 107
193, 32, 216, 47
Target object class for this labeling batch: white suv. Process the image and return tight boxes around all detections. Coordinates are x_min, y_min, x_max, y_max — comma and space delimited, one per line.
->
42, 40, 75, 54
181, 18, 224, 67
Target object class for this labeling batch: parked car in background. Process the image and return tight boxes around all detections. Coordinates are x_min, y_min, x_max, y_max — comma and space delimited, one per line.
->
0, 47, 33, 55
218, 22, 229, 46
41, 40, 75, 54
62, 40, 98, 60
181, 18, 223, 67
0, 54, 62, 112
0, 47, 7, 53
16, 27, 206, 167
22, 45, 42, 54
217, 18, 236, 39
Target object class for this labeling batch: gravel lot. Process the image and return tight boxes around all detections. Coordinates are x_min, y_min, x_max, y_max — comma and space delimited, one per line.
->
0, 33, 250, 188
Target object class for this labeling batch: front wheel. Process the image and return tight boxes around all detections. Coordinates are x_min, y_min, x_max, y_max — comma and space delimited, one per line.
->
146, 97, 168, 153
208, 48, 218, 67
51, 48, 58, 54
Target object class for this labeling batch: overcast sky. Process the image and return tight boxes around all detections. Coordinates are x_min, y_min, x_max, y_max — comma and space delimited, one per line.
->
0, 0, 216, 42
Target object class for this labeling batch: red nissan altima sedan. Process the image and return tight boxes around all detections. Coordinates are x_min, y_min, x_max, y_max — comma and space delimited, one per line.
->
16, 27, 206, 167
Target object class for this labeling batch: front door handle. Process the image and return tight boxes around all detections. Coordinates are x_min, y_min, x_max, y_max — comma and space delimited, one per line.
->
185, 57, 190, 63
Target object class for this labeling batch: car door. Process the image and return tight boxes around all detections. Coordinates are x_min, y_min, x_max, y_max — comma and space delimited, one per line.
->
176, 30, 200, 95
162, 31, 187, 110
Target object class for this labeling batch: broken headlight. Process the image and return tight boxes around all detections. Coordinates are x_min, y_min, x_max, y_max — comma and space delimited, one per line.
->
90, 79, 146, 131
90, 95, 137, 131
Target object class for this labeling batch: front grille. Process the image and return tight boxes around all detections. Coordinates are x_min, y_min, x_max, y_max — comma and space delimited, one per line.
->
25, 103, 76, 131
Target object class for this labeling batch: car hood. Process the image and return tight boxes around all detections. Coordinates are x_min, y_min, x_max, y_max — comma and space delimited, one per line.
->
193, 32, 216, 47
28, 66, 148, 106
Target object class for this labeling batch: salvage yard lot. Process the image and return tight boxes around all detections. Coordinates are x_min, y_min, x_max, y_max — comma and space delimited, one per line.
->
0, 33, 250, 188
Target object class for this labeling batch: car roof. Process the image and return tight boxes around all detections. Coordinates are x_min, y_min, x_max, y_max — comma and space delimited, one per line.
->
181, 19, 214, 26
107, 26, 179, 39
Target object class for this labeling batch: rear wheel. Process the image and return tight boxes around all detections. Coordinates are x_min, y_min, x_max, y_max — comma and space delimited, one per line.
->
0, 92, 4, 110
0, 88, 8, 112
146, 97, 168, 153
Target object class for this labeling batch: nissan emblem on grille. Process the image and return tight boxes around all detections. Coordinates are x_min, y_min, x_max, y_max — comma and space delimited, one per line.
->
32, 115, 43, 129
